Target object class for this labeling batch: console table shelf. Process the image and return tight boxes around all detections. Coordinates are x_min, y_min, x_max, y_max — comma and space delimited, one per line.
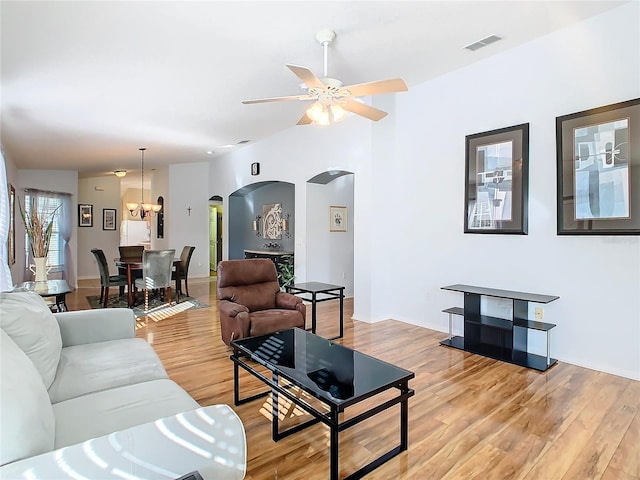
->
440, 284, 559, 372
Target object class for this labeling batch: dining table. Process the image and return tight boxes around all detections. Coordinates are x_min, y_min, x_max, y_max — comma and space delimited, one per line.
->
114, 257, 181, 308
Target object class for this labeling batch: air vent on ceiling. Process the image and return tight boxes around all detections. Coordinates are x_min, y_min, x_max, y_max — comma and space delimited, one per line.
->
464, 34, 502, 52
236, 140, 250, 144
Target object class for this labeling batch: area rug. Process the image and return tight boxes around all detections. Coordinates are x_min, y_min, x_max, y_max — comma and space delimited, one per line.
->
86, 293, 209, 323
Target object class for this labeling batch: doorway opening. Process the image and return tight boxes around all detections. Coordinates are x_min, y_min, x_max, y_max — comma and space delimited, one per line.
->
209, 195, 223, 276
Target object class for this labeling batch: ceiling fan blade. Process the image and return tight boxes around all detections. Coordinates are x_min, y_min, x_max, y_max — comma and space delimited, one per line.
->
342, 78, 408, 97
242, 94, 310, 104
297, 112, 313, 125
286, 64, 326, 89
342, 99, 388, 121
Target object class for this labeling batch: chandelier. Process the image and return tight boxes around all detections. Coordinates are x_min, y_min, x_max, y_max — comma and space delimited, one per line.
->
126, 148, 161, 219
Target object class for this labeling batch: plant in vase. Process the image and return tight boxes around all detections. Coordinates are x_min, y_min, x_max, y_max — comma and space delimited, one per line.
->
18, 197, 60, 282
277, 254, 295, 290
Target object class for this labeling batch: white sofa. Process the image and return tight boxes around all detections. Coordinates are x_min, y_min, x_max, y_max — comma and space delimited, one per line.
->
0, 290, 246, 479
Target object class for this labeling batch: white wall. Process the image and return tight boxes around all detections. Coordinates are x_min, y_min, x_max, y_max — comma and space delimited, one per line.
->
167, 162, 210, 278
77, 175, 122, 279
207, 2, 639, 380
382, 3, 640, 380
306, 175, 355, 296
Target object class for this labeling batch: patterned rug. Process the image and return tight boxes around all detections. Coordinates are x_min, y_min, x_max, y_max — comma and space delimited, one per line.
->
86, 293, 210, 323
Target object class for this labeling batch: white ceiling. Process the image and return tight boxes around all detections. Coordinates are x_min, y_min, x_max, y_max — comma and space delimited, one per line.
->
0, 0, 627, 179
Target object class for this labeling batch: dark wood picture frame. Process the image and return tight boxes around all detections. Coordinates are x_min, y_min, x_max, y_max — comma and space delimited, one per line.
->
78, 203, 93, 227
102, 208, 116, 230
8, 183, 15, 265
464, 123, 529, 234
556, 98, 640, 235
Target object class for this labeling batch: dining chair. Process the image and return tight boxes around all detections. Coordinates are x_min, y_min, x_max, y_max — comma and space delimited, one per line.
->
134, 249, 175, 312
118, 245, 144, 280
118, 245, 144, 259
90, 249, 128, 308
172, 246, 195, 300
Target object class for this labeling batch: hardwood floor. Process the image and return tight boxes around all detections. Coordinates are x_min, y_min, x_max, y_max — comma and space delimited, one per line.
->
67, 278, 639, 480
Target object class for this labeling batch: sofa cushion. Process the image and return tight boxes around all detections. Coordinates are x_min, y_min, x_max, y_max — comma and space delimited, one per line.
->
48, 338, 169, 404
0, 290, 62, 389
0, 329, 55, 466
53, 379, 199, 448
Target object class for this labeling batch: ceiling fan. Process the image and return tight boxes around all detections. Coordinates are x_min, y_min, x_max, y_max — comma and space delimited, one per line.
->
242, 29, 408, 126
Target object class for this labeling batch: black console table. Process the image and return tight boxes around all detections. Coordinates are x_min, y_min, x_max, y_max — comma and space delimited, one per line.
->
440, 284, 559, 371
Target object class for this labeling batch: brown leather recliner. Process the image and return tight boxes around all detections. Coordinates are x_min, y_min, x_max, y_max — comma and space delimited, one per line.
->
217, 258, 306, 346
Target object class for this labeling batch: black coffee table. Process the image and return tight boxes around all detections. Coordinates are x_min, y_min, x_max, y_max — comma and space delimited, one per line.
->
231, 328, 414, 480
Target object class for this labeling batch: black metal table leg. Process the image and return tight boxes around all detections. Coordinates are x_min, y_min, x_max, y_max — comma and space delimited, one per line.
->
339, 289, 344, 338
330, 407, 339, 480
272, 372, 279, 441
311, 292, 317, 333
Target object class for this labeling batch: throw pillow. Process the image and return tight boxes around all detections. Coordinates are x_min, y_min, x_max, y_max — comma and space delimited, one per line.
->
0, 329, 55, 465
0, 290, 62, 389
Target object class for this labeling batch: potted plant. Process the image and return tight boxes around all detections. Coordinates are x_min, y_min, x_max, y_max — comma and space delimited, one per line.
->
18, 197, 60, 282
277, 254, 295, 290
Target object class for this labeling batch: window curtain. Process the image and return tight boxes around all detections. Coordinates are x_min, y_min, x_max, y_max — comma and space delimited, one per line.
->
0, 150, 13, 291
23, 188, 73, 285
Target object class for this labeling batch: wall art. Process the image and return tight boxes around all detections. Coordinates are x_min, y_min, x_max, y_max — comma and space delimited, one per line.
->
103, 208, 116, 231
78, 203, 93, 227
556, 98, 639, 234
464, 123, 529, 234
330, 206, 347, 232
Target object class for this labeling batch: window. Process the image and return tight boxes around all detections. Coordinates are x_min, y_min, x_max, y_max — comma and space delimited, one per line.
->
24, 192, 64, 272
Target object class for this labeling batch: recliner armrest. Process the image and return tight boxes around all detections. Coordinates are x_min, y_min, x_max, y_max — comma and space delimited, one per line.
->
275, 291, 303, 310
218, 300, 249, 318
55, 308, 135, 347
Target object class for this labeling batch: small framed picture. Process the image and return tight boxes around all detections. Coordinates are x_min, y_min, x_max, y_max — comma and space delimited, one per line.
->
330, 206, 347, 232
78, 204, 93, 227
251, 162, 260, 176
103, 208, 116, 230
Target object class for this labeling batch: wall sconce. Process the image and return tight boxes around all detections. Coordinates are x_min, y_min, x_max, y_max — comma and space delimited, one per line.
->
252, 215, 262, 237
281, 213, 291, 238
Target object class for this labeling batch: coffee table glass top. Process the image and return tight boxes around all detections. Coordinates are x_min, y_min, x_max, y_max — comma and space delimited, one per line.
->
232, 328, 414, 407
18, 279, 72, 296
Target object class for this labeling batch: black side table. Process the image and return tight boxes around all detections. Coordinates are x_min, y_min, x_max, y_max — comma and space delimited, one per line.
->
17, 279, 73, 312
285, 282, 345, 340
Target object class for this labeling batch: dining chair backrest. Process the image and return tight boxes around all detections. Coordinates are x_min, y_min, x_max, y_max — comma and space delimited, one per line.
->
90, 249, 111, 285
119, 245, 144, 260
141, 249, 175, 289
179, 246, 195, 275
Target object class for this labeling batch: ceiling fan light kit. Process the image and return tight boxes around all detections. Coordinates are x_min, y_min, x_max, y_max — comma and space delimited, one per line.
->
242, 29, 408, 126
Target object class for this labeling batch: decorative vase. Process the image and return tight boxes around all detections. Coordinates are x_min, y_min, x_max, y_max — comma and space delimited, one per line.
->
29, 257, 51, 283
